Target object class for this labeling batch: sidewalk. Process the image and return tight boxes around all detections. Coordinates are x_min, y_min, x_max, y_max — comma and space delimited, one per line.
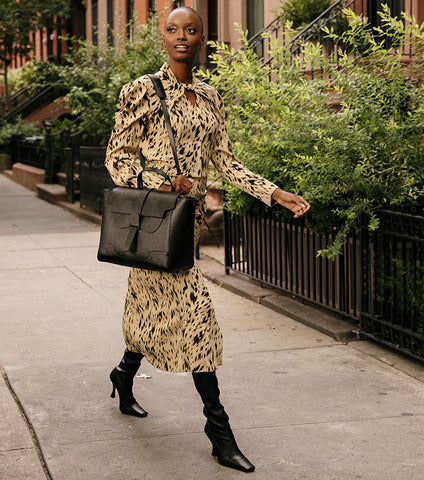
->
1, 172, 424, 480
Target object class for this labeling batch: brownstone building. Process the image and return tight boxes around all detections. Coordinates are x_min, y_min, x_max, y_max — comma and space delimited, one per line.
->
8, 1, 424, 71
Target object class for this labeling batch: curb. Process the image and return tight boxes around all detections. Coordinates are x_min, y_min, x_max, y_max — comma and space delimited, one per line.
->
58, 200, 102, 225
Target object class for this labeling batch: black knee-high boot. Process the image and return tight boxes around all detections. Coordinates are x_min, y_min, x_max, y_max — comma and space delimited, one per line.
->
192, 371, 254, 473
110, 348, 148, 417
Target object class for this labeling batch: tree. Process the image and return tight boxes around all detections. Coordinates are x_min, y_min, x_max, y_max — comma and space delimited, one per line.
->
0, 0, 71, 99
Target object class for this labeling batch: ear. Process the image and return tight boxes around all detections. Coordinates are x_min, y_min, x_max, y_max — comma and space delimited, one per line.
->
200, 34, 206, 48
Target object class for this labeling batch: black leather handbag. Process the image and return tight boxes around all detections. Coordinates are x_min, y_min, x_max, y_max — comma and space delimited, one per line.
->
97, 75, 196, 272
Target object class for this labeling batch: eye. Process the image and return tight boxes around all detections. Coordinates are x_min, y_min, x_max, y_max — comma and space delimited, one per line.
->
167, 27, 176, 33
187, 27, 197, 34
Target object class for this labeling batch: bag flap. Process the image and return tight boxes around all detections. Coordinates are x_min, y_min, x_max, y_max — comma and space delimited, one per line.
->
109, 188, 150, 215
106, 187, 182, 219
141, 190, 180, 218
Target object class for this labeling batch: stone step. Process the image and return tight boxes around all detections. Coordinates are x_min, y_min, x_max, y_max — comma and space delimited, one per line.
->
36, 183, 67, 204
57, 171, 67, 187
10, 163, 45, 191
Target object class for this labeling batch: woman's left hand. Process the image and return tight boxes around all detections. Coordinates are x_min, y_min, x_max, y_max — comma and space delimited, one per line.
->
272, 189, 311, 218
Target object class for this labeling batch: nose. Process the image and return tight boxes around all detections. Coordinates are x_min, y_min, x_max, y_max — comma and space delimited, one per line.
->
176, 28, 186, 41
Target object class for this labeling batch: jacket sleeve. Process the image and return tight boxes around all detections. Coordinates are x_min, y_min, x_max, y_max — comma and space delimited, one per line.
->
105, 79, 164, 189
210, 91, 278, 207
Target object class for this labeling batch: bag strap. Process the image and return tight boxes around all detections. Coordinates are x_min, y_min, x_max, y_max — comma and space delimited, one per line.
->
147, 74, 182, 176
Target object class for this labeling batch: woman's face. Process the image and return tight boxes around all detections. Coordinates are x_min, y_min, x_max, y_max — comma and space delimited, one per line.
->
163, 9, 205, 64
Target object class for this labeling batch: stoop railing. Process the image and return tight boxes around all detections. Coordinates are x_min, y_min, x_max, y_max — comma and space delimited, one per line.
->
245, 0, 414, 75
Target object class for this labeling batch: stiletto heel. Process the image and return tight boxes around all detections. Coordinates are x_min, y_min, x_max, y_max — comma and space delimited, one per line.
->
109, 349, 148, 418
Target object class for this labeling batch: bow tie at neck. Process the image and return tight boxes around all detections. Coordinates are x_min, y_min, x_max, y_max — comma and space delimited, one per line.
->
181, 82, 195, 89
157, 62, 211, 108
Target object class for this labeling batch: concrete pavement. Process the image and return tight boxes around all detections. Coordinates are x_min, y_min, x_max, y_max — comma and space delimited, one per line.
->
1, 172, 424, 480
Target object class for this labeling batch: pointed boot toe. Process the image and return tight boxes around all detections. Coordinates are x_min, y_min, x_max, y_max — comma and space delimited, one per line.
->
120, 400, 148, 418
205, 423, 254, 472
110, 362, 148, 418
219, 452, 255, 473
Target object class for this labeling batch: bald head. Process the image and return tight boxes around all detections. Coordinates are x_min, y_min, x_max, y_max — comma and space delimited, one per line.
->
165, 7, 204, 34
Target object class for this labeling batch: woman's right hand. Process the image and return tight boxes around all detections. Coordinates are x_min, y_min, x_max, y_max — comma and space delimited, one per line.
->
158, 175, 194, 194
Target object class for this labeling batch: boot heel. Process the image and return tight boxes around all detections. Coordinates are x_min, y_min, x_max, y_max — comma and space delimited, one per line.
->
211, 445, 217, 457
109, 365, 148, 417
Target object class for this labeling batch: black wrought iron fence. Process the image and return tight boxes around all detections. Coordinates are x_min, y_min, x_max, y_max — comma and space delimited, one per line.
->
79, 146, 114, 214
224, 207, 424, 362
361, 208, 424, 361
43, 124, 72, 184
64, 130, 83, 203
224, 209, 361, 319
10, 134, 45, 170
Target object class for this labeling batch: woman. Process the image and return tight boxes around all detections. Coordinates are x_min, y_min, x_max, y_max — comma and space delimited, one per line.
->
105, 6, 310, 473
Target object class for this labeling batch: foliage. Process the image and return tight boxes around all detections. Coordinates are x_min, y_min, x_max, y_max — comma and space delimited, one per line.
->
0, 117, 39, 153
378, 259, 424, 334
0, 62, 38, 95
280, 0, 332, 29
32, 15, 166, 144
0, 0, 71, 98
202, 7, 424, 258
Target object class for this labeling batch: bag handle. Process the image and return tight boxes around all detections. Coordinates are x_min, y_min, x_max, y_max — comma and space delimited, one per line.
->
137, 166, 174, 190
147, 74, 182, 176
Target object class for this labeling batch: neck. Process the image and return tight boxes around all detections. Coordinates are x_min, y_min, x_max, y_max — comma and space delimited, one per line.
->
168, 60, 193, 84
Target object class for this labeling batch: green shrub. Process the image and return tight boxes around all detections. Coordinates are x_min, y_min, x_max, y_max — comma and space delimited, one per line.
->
33, 14, 166, 144
280, 0, 332, 29
0, 62, 38, 95
0, 117, 39, 153
203, 7, 424, 258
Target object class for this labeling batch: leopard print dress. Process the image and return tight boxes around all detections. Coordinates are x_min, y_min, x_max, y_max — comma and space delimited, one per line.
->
105, 63, 278, 373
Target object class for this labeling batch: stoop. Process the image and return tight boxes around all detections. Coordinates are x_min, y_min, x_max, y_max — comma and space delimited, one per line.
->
10, 163, 45, 191
36, 183, 67, 204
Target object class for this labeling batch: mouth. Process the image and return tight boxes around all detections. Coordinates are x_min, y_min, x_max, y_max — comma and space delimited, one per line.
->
174, 45, 189, 51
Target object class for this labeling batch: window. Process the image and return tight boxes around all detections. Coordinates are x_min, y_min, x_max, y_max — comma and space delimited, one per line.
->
107, 0, 115, 45
367, 0, 404, 48
368, 0, 404, 26
127, 0, 134, 40
92, 0, 98, 45
247, 0, 264, 57
206, 0, 218, 68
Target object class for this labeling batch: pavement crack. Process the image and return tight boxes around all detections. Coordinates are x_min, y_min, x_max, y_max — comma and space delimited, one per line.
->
1, 368, 53, 480
236, 413, 424, 431
0, 446, 35, 454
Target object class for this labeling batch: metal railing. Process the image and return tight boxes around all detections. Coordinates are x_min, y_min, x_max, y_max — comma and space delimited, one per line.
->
361, 208, 424, 361
79, 146, 114, 214
224, 206, 424, 362
211, 0, 415, 81
224, 209, 361, 320
10, 134, 44, 170
1, 86, 31, 118
2, 84, 67, 122
64, 130, 83, 203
